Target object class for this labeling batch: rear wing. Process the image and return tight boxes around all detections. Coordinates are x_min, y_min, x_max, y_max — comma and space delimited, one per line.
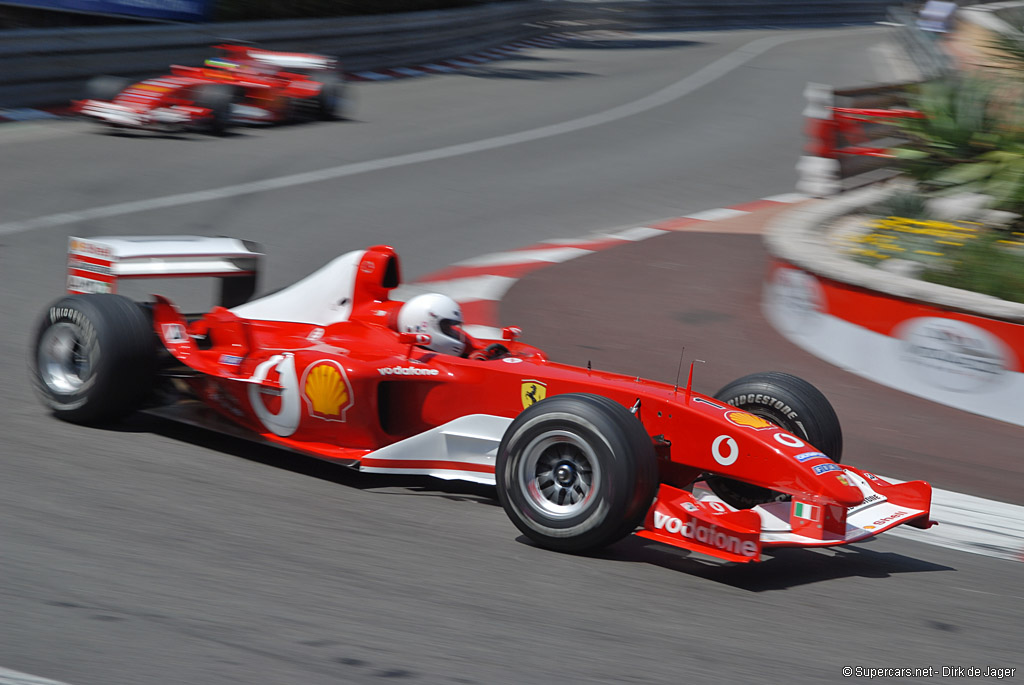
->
214, 44, 338, 73
67, 236, 262, 308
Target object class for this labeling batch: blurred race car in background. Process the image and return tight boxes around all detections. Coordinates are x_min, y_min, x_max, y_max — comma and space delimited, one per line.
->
31, 236, 935, 564
72, 44, 349, 135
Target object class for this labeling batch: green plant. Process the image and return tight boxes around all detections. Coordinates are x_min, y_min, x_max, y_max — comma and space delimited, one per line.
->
865, 190, 932, 220
922, 231, 1024, 303
889, 75, 1024, 212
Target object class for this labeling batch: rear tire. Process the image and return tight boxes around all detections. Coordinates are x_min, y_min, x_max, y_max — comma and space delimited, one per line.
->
496, 393, 658, 553
85, 75, 129, 102
705, 371, 842, 509
32, 294, 156, 424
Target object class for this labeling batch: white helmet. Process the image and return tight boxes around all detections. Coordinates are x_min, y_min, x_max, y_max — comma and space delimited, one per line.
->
397, 293, 466, 356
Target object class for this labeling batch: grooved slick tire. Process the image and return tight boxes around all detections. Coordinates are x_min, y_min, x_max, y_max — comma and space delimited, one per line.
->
195, 84, 235, 136
311, 73, 347, 120
706, 371, 843, 510
32, 295, 156, 424
496, 393, 658, 554
85, 75, 129, 102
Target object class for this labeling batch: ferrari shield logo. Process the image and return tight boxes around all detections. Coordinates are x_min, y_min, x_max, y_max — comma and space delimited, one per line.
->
521, 380, 547, 408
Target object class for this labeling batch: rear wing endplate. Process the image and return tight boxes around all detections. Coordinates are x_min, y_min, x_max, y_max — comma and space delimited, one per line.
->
67, 235, 262, 307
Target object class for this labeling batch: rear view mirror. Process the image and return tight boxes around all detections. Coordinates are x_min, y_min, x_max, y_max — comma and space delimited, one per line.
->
399, 332, 431, 346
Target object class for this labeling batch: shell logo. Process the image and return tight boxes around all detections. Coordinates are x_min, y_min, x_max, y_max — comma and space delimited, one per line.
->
725, 410, 774, 430
301, 360, 354, 422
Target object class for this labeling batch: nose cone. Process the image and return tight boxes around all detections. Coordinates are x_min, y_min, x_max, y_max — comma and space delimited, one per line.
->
801, 464, 864, 507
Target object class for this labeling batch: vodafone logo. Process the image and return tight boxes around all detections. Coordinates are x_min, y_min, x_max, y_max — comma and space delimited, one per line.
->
711, 435, 738, 466
652, 511, 757, 557
378, 366, 440, 376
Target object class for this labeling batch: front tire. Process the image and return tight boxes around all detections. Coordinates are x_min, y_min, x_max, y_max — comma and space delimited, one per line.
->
705, 371, 842, 509
32, 294, 156, 424
496, 393, 658, 553
195, 84, 236, 136
311, 73, 348, 120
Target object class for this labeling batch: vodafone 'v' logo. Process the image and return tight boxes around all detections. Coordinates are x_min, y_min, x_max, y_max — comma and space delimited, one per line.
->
248, 353, 301, 437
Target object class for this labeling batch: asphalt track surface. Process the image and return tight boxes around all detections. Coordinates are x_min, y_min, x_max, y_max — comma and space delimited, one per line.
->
1, 27, 1020, 685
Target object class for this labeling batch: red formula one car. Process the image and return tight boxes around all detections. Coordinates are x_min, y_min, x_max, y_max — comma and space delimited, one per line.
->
73, 44, 349, 135
32, 237, 935, 563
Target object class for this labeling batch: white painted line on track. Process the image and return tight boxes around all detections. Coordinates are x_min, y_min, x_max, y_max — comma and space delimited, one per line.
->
685, 207, 750, 221
608, 226, 668, 241
0, 29, 869, 237
463, 324, 505, 339
761, 192, 808, 203
0, 667, 74, 685
885, 486, 1024, 563
396, 274, 518, 303
454, 246, 593, 267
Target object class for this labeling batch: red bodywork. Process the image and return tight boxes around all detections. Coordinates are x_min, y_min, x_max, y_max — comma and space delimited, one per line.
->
140, 244, 934, 563
72, 44, 341, 130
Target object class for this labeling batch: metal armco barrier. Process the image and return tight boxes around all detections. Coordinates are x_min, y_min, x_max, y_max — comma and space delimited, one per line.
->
796, 81, 921, 197
0, 0, 897, 109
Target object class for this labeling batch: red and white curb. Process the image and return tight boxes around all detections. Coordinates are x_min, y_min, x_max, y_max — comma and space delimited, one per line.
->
0, 107, 65, 123
401, 192, 808, 339
347, 32, 607, 82
402, 191, 1024, 564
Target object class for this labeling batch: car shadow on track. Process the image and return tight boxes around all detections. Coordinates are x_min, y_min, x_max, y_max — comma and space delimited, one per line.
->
456, 66, 596, 81
113, 412, 500, 505
100, 413, 955, 582
558, 38, 704, 51
575, 535, 955, 590
97, 127, 253, 141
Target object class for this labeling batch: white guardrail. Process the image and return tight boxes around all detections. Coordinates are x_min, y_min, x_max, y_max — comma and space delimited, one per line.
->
0, 0, 897, 108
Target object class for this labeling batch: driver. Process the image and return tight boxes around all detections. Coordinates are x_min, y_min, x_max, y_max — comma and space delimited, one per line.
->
397, 293, 507, 359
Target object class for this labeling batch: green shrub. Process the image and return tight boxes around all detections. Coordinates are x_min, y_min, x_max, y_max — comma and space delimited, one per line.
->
922, 231, 1024, 304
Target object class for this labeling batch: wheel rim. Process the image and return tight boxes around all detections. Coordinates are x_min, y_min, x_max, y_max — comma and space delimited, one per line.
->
518, 430, 601, 519
38, 322, 95, 394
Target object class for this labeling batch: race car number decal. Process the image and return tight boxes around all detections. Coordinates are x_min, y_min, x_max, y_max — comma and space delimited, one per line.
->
711, 435, 739, 466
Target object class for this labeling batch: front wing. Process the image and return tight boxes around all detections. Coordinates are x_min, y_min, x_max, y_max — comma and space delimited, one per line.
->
148, 389, 932, 563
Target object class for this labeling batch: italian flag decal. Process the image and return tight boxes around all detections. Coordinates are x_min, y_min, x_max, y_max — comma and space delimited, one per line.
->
793, 502, 820, 520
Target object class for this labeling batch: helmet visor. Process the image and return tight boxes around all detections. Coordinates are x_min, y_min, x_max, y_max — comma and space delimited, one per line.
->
439, 318, 464, 342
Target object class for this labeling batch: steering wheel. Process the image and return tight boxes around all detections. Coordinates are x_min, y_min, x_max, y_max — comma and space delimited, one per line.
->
469, 343, 510, 361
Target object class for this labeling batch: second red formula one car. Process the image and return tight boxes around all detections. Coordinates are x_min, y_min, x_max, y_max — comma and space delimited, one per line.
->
32, 237, 935, 563
73, 44, 349, 135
